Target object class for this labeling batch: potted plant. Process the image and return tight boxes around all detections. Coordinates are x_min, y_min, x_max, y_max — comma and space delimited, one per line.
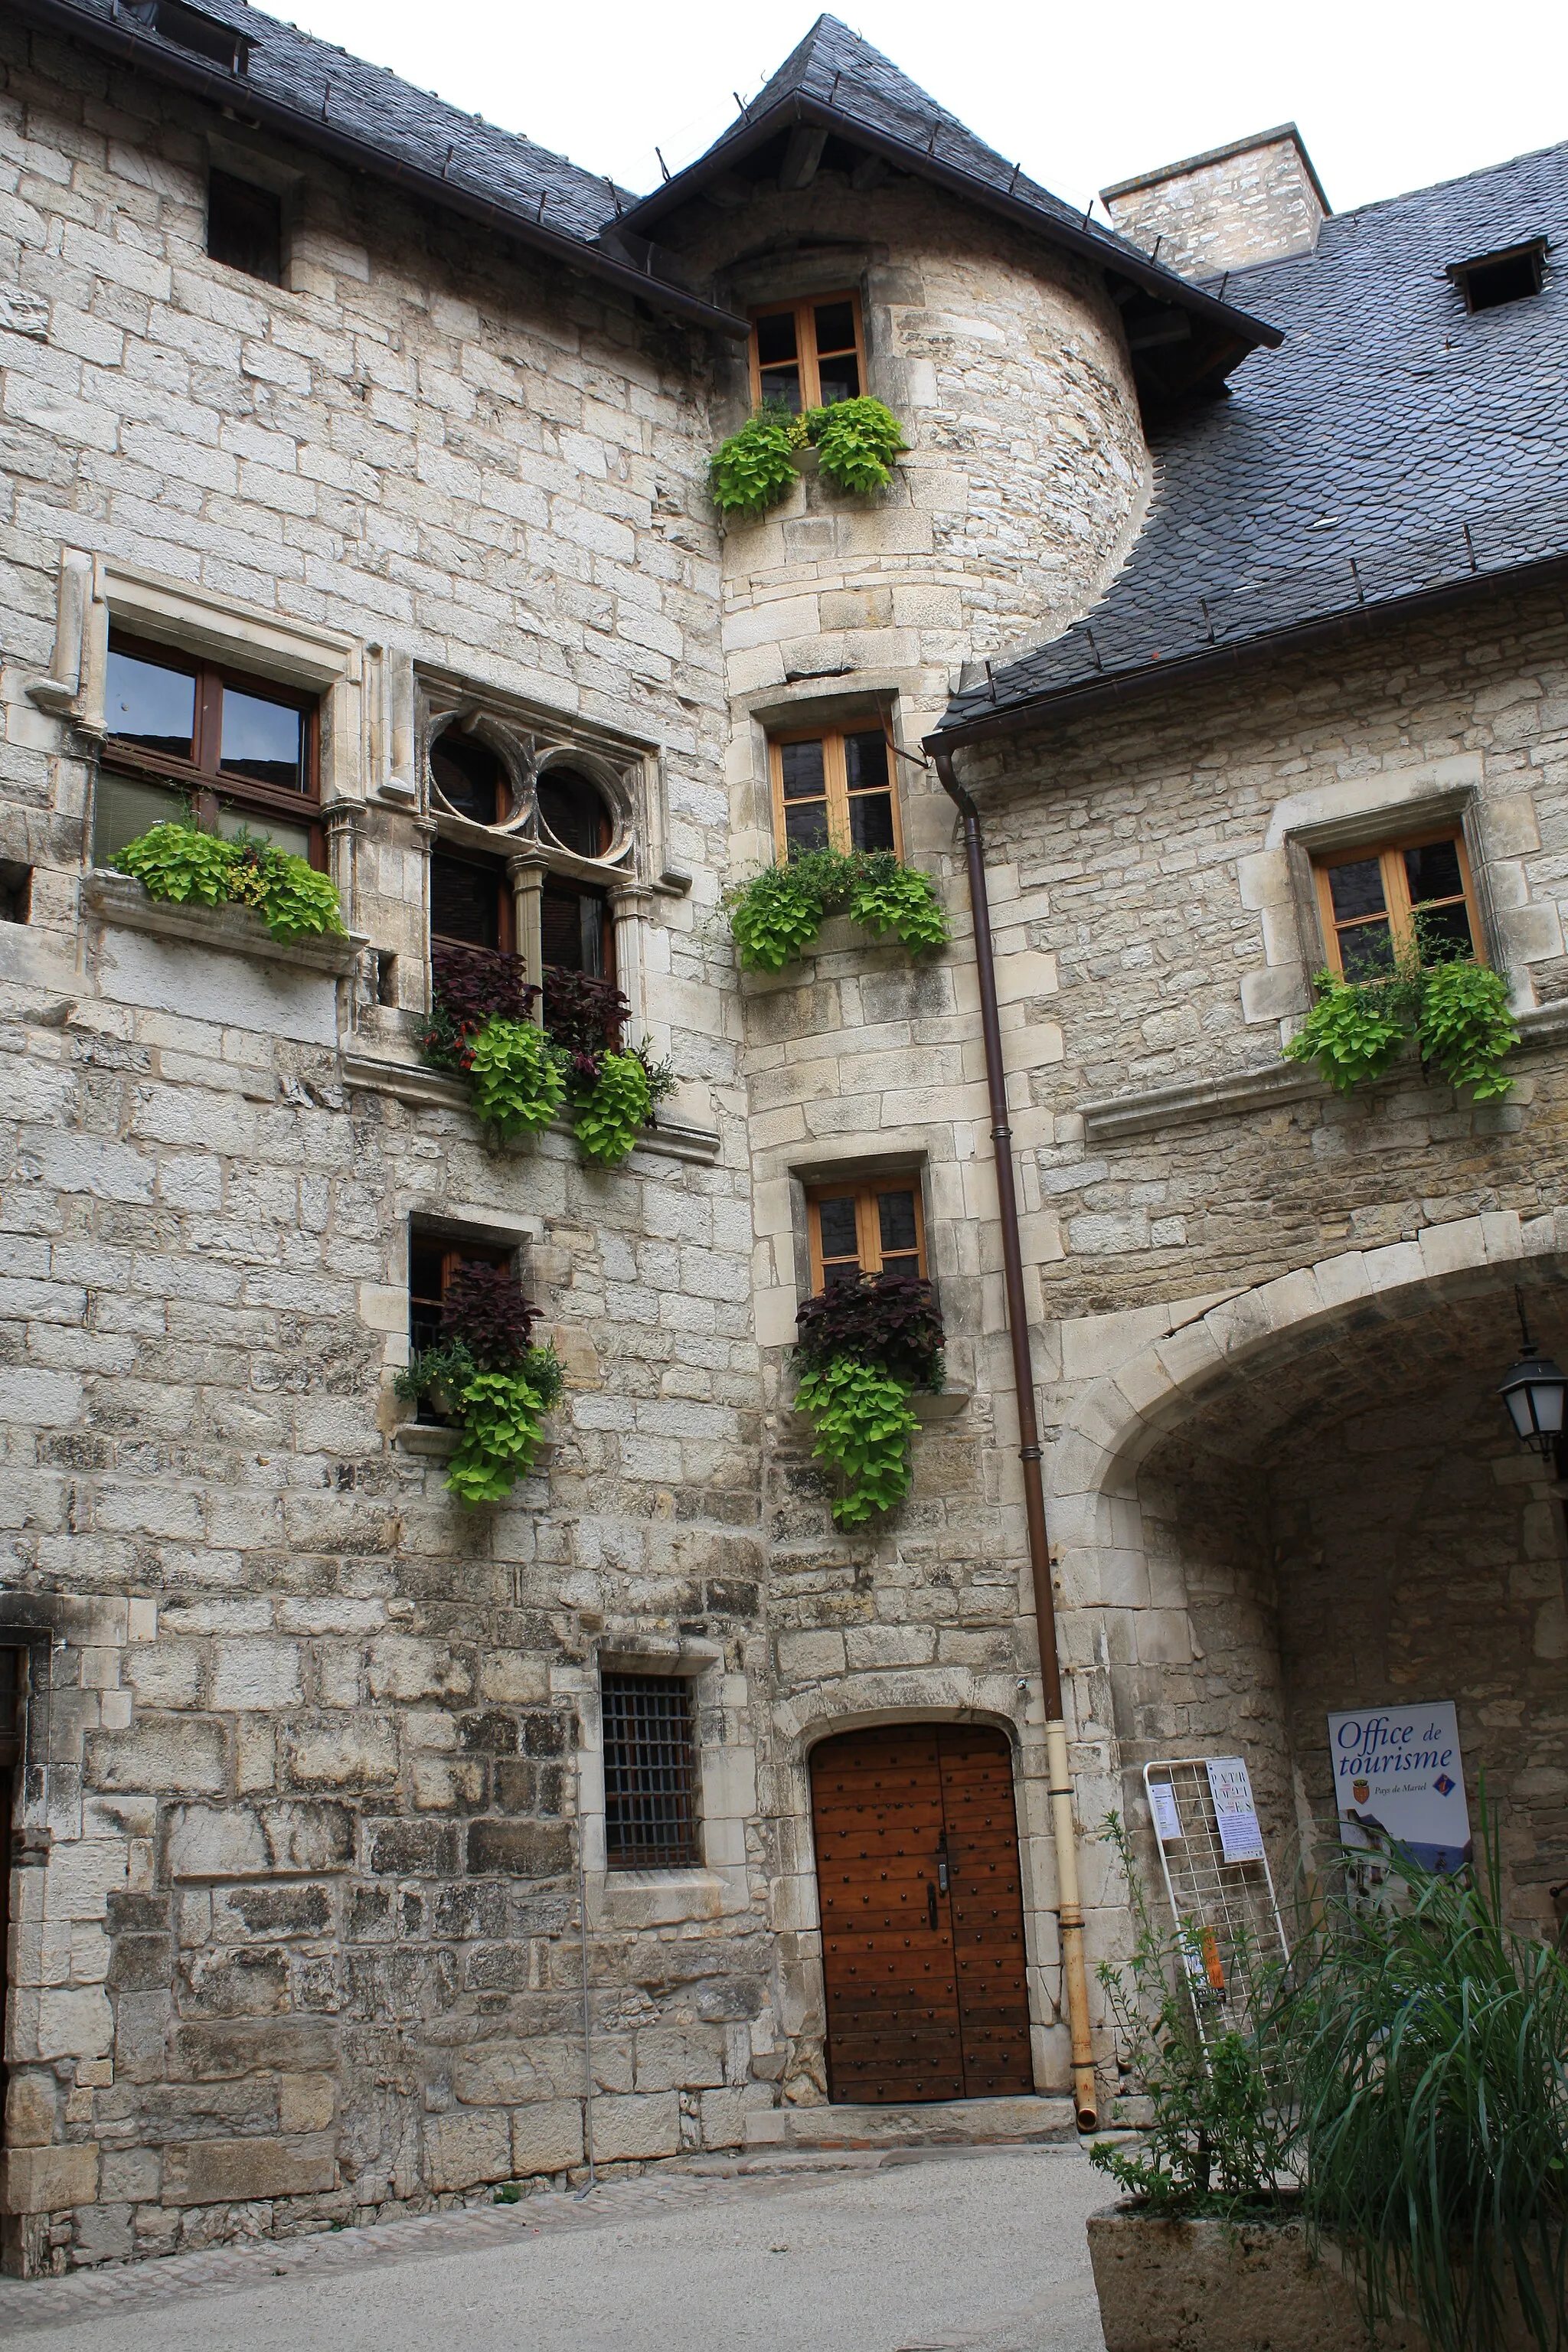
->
421, 944, 674, 1166
792, 1269, 944, 1527
726, 845, 949, 974
1086, 1815, 1568, 2352
394, 1261, 562, 1507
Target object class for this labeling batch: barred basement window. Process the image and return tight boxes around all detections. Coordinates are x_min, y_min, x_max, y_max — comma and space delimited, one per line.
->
601, 1674, 700, 1870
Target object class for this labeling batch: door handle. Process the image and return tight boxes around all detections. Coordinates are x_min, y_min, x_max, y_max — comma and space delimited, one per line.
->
937, 1857, 949, 1893
926, 1881, 938, 1931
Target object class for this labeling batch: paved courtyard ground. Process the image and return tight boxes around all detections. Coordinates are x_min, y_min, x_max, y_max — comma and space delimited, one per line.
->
0, 2144, 1109, 2352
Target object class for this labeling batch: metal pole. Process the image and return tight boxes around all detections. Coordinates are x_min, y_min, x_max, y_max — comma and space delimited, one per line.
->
576, 1836, 596, 2194
930, 746, 1099, 2130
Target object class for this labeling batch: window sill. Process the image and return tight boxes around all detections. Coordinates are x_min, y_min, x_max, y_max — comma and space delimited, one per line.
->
784, 1383, 972, 1442
83, 870, 362, 978
341, 1046, 722, 1163
394, 1421, 557, 1471
587, 1866, 739, 1929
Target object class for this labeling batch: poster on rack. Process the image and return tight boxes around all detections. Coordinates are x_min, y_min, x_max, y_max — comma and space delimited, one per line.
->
1326, 1703, 1472, 1873
1204, 1756, 1266, 1864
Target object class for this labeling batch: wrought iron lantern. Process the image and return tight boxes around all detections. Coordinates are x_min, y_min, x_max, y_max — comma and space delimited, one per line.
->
1498, 1288, 1568, 1462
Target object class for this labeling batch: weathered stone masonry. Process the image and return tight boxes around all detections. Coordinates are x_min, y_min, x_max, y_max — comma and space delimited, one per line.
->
2, 0, 1566, 2278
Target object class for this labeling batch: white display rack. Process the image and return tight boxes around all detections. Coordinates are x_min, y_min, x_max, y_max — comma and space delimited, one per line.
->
1142, 1756, 1289, 2043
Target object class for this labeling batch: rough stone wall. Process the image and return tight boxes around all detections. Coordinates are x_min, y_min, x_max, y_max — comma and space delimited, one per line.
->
668, 175, 1148, 722
0, 23, 773, 2275
956, 590, 1568, 1320
1101, 129, 1328, 279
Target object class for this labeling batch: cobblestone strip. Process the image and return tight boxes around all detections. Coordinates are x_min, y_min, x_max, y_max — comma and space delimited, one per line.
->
0, 2170, 819, 2337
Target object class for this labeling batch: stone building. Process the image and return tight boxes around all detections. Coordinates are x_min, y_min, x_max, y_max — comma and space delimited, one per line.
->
0, 0, 1565, 2274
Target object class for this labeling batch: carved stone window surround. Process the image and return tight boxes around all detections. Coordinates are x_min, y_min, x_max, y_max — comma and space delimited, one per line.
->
1236, 760, 1552, 1028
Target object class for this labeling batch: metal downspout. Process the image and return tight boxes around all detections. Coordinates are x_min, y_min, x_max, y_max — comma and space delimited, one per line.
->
930, 746, 1098, 2132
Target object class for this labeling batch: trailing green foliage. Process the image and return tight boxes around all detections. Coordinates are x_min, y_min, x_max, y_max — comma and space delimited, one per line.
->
795, 1356, 919, 1527
422, 947, 671, 1164
116, 822, 346, 942
708, 404, 799, 518
847, 857, 951, 954
1284, 931, 1518, 1100
463, 1016, 567, 1138
1276, 1820, 1568, 2352
709, 397, 907, 518
445, 1357, 561, 1504
807, 396, 906, 494
569, 1049, 654, 1168
793, 1269, 945, 1526
727, 846, 949, 972
1417, 957, 1521, 1099
1089, 1811, 1292, 2216
1283, 970, 1410, 1092
394, 1260, 564, 1507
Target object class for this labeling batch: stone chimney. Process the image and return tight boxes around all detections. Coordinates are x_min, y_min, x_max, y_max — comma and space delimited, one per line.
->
1100, 124, 1329, 281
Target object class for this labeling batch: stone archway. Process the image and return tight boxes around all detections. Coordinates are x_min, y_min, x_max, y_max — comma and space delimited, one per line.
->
1049, 1212, 1568, 1942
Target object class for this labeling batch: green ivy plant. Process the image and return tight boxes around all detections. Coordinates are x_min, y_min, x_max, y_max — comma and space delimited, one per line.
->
394, 1262, 564, 1507
727, 846, 949, 974
1284, 929, 1519, 1102
569, 1049, 653, 1167
709, 404, 799, 519
710, 397, 906, 519
421, 946, 672, 1167
793, 1271, 945, 1528
465, 1016, 567, 1139
116, 822, 346, 942
808, 397, 906, 495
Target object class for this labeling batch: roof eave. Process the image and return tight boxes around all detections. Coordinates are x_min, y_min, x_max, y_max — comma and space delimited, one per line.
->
928, 548, 1568, 753
621, 92, 1282, 354
13, 0, 749, 338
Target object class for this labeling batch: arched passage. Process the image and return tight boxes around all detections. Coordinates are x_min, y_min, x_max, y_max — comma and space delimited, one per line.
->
1051, 1214, 1568, 1939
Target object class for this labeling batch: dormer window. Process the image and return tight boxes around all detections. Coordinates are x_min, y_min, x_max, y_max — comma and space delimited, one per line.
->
126, 0, 250, 72
1446, 238, 1547, 313
750, 293, 864, 413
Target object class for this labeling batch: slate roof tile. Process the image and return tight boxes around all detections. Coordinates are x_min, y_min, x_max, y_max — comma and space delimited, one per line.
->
939, 141, 1568, 737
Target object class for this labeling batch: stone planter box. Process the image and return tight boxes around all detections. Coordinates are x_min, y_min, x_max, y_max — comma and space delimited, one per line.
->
1086, 2203, 1426, 2352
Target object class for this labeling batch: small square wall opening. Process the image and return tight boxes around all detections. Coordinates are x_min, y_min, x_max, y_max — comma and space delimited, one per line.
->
208, 169, 283, 284
0, 864, 32, 924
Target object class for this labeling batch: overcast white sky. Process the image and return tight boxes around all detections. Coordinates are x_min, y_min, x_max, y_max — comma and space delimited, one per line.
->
273, 0, 1565, 220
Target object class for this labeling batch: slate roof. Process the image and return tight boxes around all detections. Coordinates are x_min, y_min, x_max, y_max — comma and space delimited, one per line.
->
620, 15, 1282, 383
13, 0, 746, 333
937, 140, 1568, 743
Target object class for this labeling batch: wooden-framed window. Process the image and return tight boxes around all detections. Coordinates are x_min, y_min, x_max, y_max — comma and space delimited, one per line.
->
750, 292, 864, 413
808, 1175, 926, 1293
1314, 830, 1482, 979
96, 628, 320, 868
770, 722, 900, 859
430, 848, 514, 956
409, 1233, 512, 1356
601, 1671, 700, 1870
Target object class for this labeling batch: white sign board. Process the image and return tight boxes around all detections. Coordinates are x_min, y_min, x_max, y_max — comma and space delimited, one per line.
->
1148, 1781, 1184, 1844
1326, 1703, 1472, 1875
1204, 1756, 1266, 1864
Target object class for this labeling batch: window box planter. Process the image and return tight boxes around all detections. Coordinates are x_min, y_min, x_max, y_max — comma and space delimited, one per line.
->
394, 1419, 556, 1473
83, 868, 362, 978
